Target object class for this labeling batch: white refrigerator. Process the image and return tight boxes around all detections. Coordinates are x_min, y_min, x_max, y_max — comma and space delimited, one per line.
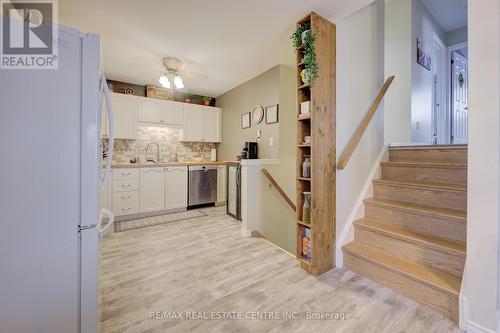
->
0, 23, 114, 333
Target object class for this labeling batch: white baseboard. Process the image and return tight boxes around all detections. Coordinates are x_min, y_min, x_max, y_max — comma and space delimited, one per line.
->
467, 320, 497, 333
459, 259, 468, 329
335, 145, 388, 268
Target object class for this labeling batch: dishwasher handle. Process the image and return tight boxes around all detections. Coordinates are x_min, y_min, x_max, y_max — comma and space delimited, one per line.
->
189, 165, 218, 171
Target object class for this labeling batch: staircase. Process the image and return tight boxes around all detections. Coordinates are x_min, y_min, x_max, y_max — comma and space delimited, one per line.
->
343, 145, 467, 322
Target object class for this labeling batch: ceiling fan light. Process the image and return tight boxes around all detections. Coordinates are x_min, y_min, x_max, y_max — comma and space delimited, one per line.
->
159, 75, 171, 89
174, 76, 184, 89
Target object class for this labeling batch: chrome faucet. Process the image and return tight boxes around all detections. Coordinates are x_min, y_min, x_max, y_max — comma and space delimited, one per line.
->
145, 142, 160, 164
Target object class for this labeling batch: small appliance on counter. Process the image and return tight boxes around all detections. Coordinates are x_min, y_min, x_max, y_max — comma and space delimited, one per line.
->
241, 141, 258, 159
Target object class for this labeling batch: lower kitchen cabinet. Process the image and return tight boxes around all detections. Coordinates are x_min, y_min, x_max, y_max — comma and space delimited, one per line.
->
165, 167, 187, 209
140, 168, 165, 213
112, 168, 140, 216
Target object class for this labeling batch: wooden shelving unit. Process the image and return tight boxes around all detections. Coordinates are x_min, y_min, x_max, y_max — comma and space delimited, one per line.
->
295, 12, 336, 276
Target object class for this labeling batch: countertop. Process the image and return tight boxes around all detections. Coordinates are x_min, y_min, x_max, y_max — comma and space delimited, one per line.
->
111, 161, 240, 169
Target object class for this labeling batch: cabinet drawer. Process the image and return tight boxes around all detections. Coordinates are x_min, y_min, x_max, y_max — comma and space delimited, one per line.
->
113, 179, 139, 192
113, 201, 139, 216
113, 168, 139, 180
113, 190, 139, 206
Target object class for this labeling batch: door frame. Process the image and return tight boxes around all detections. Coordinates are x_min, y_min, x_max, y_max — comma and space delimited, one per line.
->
446, 41, 468, 144
431, 33, 447, 144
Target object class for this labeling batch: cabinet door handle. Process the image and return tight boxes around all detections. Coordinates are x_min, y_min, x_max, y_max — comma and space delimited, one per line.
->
121, 195, 131, 200
121, 184, 131, 188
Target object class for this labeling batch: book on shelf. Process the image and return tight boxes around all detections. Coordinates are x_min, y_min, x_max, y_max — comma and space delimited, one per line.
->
298, 113, 311, 120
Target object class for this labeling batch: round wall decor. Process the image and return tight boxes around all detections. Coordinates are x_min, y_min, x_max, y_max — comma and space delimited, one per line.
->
252, 105, 264, 124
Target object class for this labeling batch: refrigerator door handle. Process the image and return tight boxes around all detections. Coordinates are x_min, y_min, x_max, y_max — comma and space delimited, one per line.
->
97, 208, 114, 238
101, 74, 114, 190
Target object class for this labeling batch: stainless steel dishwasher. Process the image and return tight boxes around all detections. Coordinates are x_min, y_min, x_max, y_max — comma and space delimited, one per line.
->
188, 165, 218, 207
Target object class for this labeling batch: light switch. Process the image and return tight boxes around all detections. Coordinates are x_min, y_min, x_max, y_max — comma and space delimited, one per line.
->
269, 137, 274, 146
257, 129, 262, 140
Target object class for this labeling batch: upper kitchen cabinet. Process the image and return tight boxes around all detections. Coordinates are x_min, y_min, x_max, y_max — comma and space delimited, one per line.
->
137, 97, 163, 123
163, 100, 184, 126
203, 106, 221, 142
181, 104, 221, 142
110, 92, 137, 140
182, 103, 204, 142
137, 97, 184, 126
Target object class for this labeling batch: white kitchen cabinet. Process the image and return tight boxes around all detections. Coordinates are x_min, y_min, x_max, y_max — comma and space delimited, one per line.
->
163, 100, 184, 126
181, 104, 221, 142
112, 169, 139, 217
203, 106, 221, 142
164, 167, 188, 210
110, 92, 137, 140
140, 168, 165, 213
217, 165, 226, 204
182, 104, 204, 142
137, 97, 163, 123
137, 98, 184, 126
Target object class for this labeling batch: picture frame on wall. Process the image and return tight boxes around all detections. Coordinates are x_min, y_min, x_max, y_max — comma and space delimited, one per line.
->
417, 38, 431, 71
265, 104, 279, 124
241, 112, 251, 129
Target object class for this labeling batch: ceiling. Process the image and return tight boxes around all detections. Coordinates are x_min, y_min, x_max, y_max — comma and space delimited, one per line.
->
59, 0, 373, 97
421, 0, 467, 32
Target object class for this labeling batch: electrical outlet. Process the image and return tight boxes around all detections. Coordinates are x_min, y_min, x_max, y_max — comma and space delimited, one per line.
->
269, 137, 274, 146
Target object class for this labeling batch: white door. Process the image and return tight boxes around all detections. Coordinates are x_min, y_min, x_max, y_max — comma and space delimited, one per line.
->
452, 52, 468, 144
182, 104, 203, 141
163, 100, 184, 126
165, 167, 188, 209
137, 97, 163, 124
432, 35, 447, 144
140, 168, 165, 213
203, 107, 221, 142
111, 93, 137, 139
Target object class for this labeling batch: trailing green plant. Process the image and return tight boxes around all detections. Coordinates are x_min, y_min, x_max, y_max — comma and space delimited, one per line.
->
291, 21, 310, 49
302, 31, 318, 86
291, 21, 319, 86
201, 96, 213, 102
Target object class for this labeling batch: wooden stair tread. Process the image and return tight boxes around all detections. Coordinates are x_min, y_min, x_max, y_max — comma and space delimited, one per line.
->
343, 243, 461, 296
373, 179, 466, 192
364, 198, 467, 221
389, 144, 467, 151
381, 161, 467, 169
354, 219, 466, 256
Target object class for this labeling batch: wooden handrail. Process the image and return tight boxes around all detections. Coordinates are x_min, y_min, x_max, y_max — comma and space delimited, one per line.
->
337, 75, 395, 170
261, 169, 296, 212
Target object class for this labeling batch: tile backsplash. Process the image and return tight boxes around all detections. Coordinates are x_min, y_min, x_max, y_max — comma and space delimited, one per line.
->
103, 125, 216, 164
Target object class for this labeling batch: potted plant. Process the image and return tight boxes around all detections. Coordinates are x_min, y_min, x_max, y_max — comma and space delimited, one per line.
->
291, 22, 318, 87
184, 93, 194, 103
201, 96, 213, 106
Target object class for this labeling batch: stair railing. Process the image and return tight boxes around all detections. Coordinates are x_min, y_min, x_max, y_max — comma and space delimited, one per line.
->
337, 75, 395, 170
261, 169, 296, 212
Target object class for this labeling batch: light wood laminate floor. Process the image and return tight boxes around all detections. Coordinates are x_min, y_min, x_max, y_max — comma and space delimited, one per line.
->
99, 206, 463, 333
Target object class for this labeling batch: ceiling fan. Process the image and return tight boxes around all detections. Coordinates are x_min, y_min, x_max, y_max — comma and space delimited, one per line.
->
158, 57, 185, 90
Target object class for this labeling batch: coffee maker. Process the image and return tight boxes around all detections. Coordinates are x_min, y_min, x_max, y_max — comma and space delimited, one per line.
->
241, 142, 258, 159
